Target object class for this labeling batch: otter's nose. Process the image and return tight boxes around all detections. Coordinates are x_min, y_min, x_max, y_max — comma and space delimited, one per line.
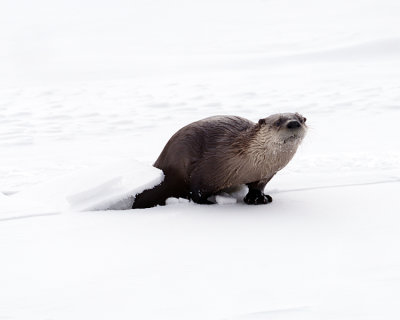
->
286, 120, 301, 129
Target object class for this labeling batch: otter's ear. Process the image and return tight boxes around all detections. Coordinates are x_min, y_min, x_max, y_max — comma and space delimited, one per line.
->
258, 118, 266, 125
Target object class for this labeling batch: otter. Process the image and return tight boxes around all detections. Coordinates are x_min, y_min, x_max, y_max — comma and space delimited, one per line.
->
132, 113, 307, 209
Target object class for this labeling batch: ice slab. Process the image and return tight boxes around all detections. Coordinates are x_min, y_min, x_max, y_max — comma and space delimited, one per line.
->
0, 159, 163, 220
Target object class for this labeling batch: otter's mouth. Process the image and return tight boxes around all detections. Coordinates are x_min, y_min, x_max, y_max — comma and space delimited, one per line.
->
283, 135, 299, 144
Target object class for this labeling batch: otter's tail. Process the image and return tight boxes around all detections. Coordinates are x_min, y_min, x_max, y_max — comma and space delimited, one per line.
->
132, 175, 187, 209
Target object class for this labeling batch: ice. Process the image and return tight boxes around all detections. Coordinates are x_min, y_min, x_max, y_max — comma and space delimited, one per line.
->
215, 194, 238, 205
0, 160, 163, 219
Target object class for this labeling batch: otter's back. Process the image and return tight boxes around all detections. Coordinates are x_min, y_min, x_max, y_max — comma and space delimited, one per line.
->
154, 116, 254, 179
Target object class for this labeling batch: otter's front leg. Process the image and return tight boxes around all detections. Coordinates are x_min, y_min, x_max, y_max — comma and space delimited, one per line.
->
244, 178, 274, 205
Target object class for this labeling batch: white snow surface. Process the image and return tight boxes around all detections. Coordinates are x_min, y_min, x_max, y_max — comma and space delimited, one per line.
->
1, 0, 400, 319
1, 160, 163, 220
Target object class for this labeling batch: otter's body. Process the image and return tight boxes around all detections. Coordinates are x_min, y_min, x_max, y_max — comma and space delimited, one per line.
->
133, 113, 307, 208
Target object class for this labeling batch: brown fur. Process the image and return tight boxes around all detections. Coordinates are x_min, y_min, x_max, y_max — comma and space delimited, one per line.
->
132, 113, 307, 208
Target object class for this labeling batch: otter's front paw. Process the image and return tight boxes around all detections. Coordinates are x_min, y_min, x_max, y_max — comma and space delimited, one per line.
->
244, 191, 272, 205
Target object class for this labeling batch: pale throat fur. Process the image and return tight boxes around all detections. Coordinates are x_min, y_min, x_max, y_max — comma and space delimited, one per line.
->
224, 119, 306, 187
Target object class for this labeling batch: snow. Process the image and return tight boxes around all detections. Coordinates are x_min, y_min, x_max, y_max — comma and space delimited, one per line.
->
1, 183, 400, 320
1, 0, 400, 319
0, 160, 163, 220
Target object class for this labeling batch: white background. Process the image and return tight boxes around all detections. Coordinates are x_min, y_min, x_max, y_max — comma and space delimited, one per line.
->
1, 0, 400, 319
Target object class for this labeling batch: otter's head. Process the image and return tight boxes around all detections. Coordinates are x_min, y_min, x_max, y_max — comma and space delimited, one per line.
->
257, 112, 307, 146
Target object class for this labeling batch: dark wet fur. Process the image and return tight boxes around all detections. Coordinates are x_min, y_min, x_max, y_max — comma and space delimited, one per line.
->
132, 114, 306, 209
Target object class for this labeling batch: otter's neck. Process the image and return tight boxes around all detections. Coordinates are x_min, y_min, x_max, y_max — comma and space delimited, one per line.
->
243, 126, 300, 174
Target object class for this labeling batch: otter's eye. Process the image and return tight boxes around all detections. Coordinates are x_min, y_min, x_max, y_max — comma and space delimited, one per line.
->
297, 116, 306, 124
274, 119, 282, 127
